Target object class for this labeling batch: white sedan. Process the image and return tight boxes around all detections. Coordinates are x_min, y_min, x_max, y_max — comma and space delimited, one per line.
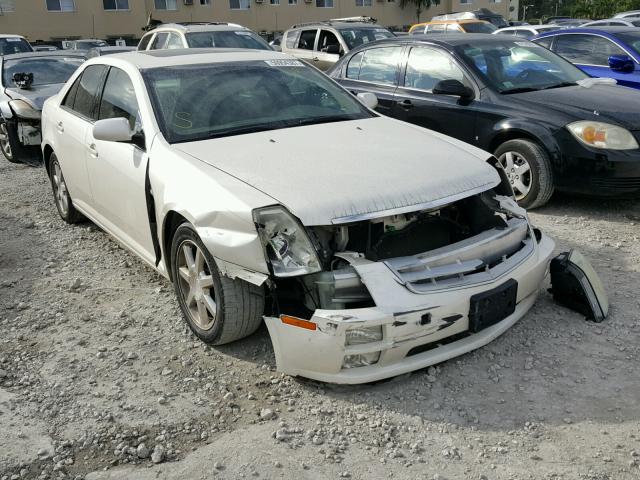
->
41, 49, 555, 384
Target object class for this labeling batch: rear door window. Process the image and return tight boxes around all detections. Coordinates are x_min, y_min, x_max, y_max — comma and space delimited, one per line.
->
347, 46, 402, 85
297, 29, 317, 50
64, 65, 108, 120
137, 34, 152, 51
285, 30, 300, 49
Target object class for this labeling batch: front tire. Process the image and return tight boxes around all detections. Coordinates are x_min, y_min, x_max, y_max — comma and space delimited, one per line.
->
49, 153, 83, 224
171, 223, 265, 345
495, 139, 554, 209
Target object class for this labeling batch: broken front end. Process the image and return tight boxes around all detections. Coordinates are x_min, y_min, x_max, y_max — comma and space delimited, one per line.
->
255, 189, 555, 384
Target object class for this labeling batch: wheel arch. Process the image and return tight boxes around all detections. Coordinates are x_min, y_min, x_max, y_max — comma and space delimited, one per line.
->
43, 143, 54, 176
162, 210, 190, 281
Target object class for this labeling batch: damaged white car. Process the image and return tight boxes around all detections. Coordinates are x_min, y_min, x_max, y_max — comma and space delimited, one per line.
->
41, 49, 555, 384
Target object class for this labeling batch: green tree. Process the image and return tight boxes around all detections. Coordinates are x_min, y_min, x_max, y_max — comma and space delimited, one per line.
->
399, 0, 442, 22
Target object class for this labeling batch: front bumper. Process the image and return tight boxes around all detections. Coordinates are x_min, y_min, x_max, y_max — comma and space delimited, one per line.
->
553, 129, 640, 197
265, 232, 555, 384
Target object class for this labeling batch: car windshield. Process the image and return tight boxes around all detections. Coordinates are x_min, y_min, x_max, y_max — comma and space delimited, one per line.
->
143, 60, 373, 143
456, 40, 588, 94
614, 32, 640, 56
338, 28, 395, 50
2, 56, 84, 87
464, 22, 498, 33
185, 31, 271, 50
0, 38, 32, 55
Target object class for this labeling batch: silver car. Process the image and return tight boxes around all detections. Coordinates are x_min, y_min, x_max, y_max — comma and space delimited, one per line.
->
0, 51, 84, 164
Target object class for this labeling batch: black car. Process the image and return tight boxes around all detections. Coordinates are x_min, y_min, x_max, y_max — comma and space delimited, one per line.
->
328, 34, 640, 208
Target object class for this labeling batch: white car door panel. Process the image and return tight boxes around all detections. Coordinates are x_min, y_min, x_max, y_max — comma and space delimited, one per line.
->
85, 66, 156, 264
55, 64, 108, 208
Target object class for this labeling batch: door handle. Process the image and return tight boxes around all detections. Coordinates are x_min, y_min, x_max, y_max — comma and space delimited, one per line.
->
399, 99, 413, 110
56, 121, 64, 133
88, 143, 98, 158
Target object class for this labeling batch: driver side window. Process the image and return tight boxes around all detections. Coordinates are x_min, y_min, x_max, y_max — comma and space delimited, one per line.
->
318, 29, 340, 53
98, 67, 140, 131
404, 47, 469, 91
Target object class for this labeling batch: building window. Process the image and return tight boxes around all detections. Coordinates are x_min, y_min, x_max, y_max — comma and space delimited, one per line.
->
103, 0, 129, 10
288, 0, 297, 4
46, 0, 75, 11
230, 0, 250, 9
459, 0, 472, 3
200, 0, 211, 4
316, 0, 333, 7
0, 0, 16, 13
271, 0, 280, 4
154, 0, 178, 10
356, 0, 372, 5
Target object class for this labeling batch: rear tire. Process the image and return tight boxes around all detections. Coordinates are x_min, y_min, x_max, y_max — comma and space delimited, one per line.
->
495, 139, 554, 209
49, 153, 84, 224
0, 119, 41, 165
171, 223, 265, 345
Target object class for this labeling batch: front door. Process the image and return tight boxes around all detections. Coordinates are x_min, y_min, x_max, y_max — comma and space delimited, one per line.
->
314, 29, 342, 71
391, 46, 477, 145
85, 66, 156, 264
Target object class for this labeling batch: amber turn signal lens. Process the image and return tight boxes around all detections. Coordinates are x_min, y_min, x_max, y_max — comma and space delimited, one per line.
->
280, 315, 317, 331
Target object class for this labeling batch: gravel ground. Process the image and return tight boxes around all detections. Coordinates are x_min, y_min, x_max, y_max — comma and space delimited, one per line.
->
1, 157, 640, 480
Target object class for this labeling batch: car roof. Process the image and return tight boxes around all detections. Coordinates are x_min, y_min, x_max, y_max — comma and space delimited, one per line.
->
1, 51, 86, 61
536, 26, 640, 36
149, 23, 246, 33
498, 25, 547, 30
415, 19, 490, 26
0, 34, 26, 39
361, 33, 520, 48
289, 21, 384, 29
88, 48, 288, 70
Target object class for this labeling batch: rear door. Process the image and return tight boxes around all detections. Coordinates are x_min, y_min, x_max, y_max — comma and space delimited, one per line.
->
391, 45, 477, 144
55, 64, 108, 209
551, 33, 639, 87
338, 45, 404, 116
292, 29, 319, 65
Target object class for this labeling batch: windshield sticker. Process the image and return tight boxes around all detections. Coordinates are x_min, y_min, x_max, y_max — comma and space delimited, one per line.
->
264, 59, 304, 67
234, 31, 253, 36
6, 38, 22, 42
515, 41, 536, 47
502, 81, 514, 88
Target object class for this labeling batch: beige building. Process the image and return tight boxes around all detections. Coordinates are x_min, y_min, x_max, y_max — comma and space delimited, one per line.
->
0, 0, 515, 43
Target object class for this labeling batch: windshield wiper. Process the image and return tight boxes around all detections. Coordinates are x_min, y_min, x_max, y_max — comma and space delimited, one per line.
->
541, 81, 578, 90
500, 87, 540, 94
293, 114, 357, 127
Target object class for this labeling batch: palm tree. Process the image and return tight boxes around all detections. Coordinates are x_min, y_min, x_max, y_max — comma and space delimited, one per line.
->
399, 0, 442, 22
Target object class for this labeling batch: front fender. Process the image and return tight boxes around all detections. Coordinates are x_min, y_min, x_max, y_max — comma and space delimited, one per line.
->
490, 120, 562, 161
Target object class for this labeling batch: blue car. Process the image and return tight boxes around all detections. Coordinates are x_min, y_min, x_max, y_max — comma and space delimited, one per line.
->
533, 27, 640, 89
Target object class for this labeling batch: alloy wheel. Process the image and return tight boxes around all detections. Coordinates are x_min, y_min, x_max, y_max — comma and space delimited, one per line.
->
176, 240, 217, 331
51, 161, 69, 217
0, 123, 12, 159
499, 151, 532, 201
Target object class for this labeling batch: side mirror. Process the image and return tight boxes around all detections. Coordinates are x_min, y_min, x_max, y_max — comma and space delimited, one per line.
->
608, 54, 635, 73
93, 117, 133, 143
432, 79, 474, 100
357, 92, 378, 110
324, 44, 341, 55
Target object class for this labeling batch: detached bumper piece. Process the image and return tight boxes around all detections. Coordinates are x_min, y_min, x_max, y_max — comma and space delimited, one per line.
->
549, 250, 609, 322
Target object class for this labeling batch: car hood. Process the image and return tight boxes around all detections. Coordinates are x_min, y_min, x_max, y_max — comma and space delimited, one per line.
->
4, 83, 65, 110
512, 84, 640, 129
174, 117, 500, 226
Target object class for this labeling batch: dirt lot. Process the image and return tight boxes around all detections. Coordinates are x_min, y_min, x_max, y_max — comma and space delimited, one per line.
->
1, 157, 639, 480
